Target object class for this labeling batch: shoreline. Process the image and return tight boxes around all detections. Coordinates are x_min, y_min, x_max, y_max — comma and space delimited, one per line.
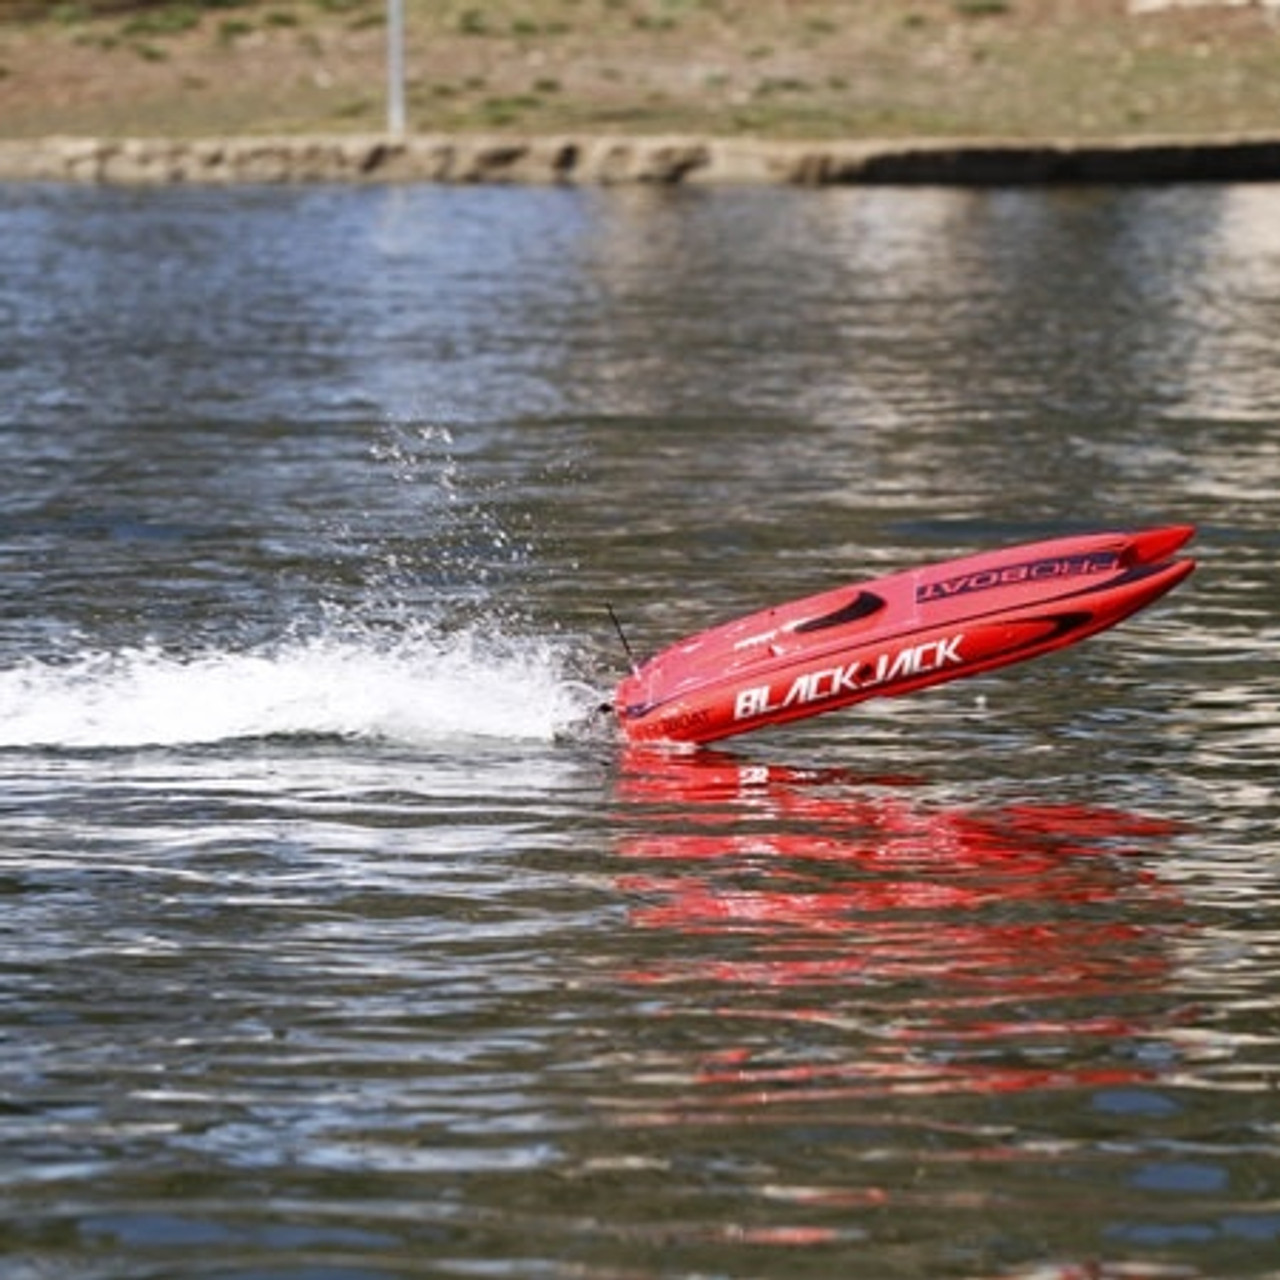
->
5, 131, 1280, 186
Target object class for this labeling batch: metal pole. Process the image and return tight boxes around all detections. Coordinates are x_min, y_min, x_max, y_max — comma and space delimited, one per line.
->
387, 0, 406, 136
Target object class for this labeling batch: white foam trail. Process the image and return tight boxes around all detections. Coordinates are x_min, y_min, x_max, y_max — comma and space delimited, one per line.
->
0, 629, 596, 750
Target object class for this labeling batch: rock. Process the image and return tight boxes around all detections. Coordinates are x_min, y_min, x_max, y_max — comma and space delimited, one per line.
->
3, 132, 1280, 186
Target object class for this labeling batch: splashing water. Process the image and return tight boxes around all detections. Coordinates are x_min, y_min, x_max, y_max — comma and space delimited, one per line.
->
0, 626, 598, 751
0, 415, 606, 752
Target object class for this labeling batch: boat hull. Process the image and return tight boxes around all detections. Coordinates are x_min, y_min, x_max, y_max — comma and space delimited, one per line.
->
614, 525, 1195, 746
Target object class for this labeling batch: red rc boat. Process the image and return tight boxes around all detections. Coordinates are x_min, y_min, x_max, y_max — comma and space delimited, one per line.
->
614, 525, 1195, 746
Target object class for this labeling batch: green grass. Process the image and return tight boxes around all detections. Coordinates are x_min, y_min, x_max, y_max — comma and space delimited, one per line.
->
120, 3, 200, 36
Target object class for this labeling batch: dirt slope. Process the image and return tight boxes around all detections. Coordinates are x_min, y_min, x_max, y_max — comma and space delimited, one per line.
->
2, 0, 1279, 140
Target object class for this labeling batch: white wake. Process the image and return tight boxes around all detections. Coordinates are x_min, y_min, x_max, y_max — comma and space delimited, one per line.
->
0, 627, 597, 750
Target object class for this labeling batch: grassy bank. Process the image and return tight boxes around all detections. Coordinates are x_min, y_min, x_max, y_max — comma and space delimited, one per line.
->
2, 0, 1280, 141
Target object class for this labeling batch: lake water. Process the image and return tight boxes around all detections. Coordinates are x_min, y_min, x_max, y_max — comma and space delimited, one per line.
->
0, 179, 1277, 1279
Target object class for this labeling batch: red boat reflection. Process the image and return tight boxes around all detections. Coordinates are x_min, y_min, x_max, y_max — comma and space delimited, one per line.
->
612, 747, 1189, 1104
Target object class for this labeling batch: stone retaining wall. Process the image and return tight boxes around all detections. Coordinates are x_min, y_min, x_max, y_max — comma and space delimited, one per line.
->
3, 132, 1280, 186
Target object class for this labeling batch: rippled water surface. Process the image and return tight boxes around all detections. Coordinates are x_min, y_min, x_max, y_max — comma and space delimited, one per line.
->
1, 180, 1277, 1279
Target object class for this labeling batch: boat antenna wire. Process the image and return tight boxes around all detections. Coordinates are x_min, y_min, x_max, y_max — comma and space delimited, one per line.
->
606, 603, 641, 677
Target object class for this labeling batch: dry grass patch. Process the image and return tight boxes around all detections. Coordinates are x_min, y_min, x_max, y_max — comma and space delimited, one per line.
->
1, 0, 1279, 138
